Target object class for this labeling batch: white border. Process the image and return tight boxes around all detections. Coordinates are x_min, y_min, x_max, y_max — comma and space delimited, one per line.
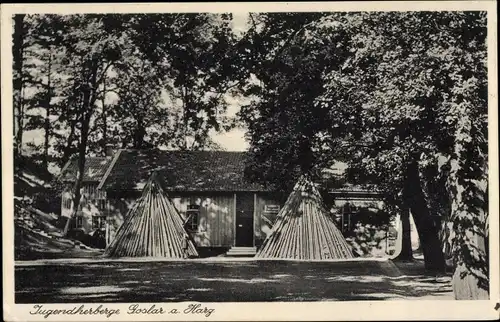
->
2, 2, 498, 321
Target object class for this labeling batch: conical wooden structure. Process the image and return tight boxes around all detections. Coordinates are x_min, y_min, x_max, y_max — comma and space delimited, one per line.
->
256, 175, 354, 260
104, 172, 198, 258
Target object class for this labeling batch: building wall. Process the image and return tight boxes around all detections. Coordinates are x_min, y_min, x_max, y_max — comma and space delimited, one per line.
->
105, 192, 138, 245
61, 183, 107, 233
61, 188, 73, 219
171, 193, 235, 247
63, 185, 403, 255
105, 191, 282, 248
254, 193, 281, 248
330, 196, 421, 257
106, 191, 237, 248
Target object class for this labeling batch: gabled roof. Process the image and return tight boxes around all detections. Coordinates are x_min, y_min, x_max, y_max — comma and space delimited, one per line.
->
98, 149, 267, 192
59, 149, 384, 195
59, 156, 114, 183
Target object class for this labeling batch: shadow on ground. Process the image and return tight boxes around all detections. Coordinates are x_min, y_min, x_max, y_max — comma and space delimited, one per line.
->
15, 259, 452, 302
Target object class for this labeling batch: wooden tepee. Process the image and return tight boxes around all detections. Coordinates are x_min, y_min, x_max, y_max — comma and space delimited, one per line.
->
255, 175, 354, 260
104, 172, 198, 258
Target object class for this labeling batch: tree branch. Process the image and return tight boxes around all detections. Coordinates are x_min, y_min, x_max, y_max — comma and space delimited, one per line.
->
96, 61, 114, 87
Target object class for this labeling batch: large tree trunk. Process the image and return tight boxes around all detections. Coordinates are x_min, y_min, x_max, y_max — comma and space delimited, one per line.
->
62, 142, 85, 236
62, 114, 91, 236
452, 255, 488, 300
13, 14, 26, 158
451, 206, 488, 299
133, 116, 146, 149
298, 138, 314, 175
61, 120, 77, 167
63, 60, 99, 236
447, 161, 489, 300
391, 208, 413, 260
181, 83, 190, 150
61, 62, 89, 167
101, 76, 107, 155
43, 51, 53, 170
403, 157, 446, 272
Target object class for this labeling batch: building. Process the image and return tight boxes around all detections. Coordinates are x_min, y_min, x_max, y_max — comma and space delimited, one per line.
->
59, 149, 282, 255
59, 149, 408, 256
59, 155, 113, 231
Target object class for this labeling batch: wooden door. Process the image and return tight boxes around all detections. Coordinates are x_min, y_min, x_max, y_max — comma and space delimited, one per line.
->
235, 193, 254, 246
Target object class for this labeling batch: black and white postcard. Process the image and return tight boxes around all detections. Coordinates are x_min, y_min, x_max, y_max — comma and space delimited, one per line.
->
2, 1, 499, 321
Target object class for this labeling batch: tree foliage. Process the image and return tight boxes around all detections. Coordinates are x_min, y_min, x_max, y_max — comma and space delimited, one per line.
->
127, 13, 240, 150
238, 11, 489, 299
13, 13, 241, 236
14, 13, 240, 172
238, 13, 335, 193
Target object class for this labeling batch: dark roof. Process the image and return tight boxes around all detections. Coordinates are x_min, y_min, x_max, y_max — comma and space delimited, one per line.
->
59, 157, 114, 183
98, 149, 267, 192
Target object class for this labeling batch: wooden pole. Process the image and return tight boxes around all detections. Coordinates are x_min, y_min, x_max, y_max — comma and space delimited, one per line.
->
104, 173, 198, 258
256, 175, 354, 260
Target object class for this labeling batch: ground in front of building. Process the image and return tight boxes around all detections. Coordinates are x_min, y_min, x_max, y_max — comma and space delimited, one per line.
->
15, 258, 453, 302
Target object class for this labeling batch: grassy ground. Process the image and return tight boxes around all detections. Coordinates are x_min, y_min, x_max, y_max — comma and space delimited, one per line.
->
15, 259, 453, 303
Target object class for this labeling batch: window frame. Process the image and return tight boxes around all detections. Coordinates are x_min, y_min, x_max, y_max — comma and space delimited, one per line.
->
96, 199, 107, 212
64, 198, 72, 210
185, 204, 200, 232
92, 215, 106, 230
340, 204, 358, 233
75, 215, 84, 229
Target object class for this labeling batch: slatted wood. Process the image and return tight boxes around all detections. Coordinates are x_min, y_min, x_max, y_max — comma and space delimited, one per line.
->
104, 172, 199, 258
255, 175, 354, 260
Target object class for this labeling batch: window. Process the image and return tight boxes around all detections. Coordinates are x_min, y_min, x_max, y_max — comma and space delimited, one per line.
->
340, 204, 358, 232
74, 216, 83, 229
96, 199, 107, 212
342, 212, 351, 232
184, 205, 200, 232
84, 184, 98, 197
63, 197, 72, 210
92, 215, 106, 229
